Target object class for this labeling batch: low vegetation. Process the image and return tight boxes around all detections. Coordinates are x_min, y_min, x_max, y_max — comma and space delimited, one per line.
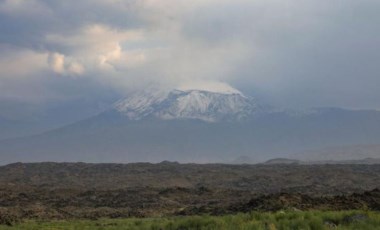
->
1, 210, 379, 229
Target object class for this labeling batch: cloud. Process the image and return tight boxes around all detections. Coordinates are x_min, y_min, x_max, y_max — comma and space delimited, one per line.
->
0, 0, 380, 110
47, 52, 84, 76
47, 53, 65, 74
0, 46, 48, 78
44, 24, 147, 79
0, 0, 52, 17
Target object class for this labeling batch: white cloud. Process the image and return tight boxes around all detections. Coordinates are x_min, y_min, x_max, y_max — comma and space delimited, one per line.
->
45, 24, 146, 77
45, 24, 144, 50
47, 52, 84, 76
67, 62, 85, 75
0, 47, 48, 77
48, 52, 65, 74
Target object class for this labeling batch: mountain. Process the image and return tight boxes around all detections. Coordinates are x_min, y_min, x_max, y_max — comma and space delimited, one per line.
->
114, 88, 258, 122
0, 87, 380, 164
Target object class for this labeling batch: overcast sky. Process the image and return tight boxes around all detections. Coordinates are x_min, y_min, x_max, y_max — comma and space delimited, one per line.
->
0, 0, 380, 121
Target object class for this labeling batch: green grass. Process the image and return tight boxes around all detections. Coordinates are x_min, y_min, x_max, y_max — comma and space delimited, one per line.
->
1, 210, 380, 230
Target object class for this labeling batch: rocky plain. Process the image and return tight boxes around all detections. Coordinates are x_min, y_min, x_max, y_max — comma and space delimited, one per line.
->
0, 162, 379, 224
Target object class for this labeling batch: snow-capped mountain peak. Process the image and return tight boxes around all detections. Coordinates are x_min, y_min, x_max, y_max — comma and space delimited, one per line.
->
114, 86, 257, 122
176, 81, 243, 96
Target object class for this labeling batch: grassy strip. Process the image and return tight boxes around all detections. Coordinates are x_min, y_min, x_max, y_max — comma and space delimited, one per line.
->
1, 210, 380, 230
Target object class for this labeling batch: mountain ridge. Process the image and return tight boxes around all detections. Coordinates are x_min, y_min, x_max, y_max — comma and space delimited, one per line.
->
114, 88, 258, 122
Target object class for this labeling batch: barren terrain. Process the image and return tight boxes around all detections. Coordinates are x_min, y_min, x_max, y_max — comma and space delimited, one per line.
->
0, 162, 379, 221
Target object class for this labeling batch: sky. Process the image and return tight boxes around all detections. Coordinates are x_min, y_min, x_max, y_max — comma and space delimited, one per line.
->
0, 0, 380, 122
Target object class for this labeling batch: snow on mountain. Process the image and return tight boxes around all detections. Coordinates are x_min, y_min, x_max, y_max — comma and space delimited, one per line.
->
114, 89, 169, 120
114, 86, 257, 122
176, 81, 243, 95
